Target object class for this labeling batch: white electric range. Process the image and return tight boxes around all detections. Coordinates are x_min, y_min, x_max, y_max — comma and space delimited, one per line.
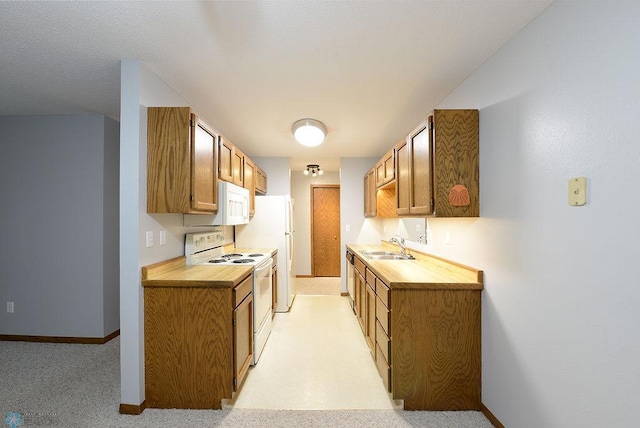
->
185, 231, 273, 365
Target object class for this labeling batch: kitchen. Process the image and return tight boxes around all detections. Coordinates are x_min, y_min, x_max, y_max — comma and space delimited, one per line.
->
1, 2, 639, 427
139, 105, 482, 413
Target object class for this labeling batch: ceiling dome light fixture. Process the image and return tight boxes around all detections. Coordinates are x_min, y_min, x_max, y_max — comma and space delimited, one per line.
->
292, 118, 327, 147
304, 164, 323, 177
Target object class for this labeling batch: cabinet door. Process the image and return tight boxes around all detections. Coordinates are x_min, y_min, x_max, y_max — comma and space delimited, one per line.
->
376, 149, 395, 187
255, 167, 267, 195
368, 169, 377, 217
218, 137, 234, 183
395, 139, 410, 215
384, 149, 395, 184
376, 159, 385, 187
432, 109, 480, 217
408, 119, 433, 215
355, 270, 366, 333
363, 173, 369, 216
244, 157, 255, 216
232, 147, 244, 187
366, 282, 376, 353
191, 115, 218, 212
363, 168, 377, 217
147, 107, 192, 213
233, 291, 253, 392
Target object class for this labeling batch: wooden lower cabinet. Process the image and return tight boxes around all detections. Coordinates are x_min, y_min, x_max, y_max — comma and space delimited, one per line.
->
368, 268, 481, 410
233, 286, 253, 392
354, 270, 366, 333
365, 270, 377, 353
144, 275, 253, 409
365, 283, 376, 352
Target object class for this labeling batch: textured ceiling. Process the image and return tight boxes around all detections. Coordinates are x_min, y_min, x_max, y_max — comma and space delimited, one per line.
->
0, 1, 552, 171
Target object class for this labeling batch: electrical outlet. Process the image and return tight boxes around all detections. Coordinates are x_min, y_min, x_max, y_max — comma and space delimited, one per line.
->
159, 230, 167, 245
416, 224, 421, 232
345, 224, 351, 232
146, 231, 154, 248
7, 301, 14, 313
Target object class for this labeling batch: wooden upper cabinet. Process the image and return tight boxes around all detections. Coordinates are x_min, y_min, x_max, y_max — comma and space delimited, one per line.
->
408, 119, 433, 215
364, 167, 377, 217
218, 136, 235, 183
191, 118, 219, 212
376, 148, 395, 188
432, 109, 479, 217
395, 109, 479, 217
231, 146, 244, 187
243, 157, 256, 216
147, 107, 218, 213
255, 167, 267, 195
395, 138, 411, 215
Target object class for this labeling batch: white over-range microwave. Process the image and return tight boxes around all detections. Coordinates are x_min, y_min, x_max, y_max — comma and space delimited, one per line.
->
184, 181, 250, 226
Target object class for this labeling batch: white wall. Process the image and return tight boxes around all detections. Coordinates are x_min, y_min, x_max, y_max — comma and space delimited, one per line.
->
0, 114, 119, 338
119, 61, 248, 406
119, 60, 195, 406
252, 157, 291, 196
291, 170, 340, 276
119, 60, 145, 406
421, 2, 640, 426
338, 157, 379, 292
120, 4, 640, 422
103, 116, 121, 335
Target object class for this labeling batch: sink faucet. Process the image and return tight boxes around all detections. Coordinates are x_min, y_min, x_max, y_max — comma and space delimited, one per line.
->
389, 235, 407, 256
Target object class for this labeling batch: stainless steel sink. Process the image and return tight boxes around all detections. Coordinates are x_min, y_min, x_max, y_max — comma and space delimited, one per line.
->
361, 250, 398, 256
364, 253, 415, 260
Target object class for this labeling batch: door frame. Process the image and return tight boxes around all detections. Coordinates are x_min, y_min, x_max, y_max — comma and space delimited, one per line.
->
310, 184, 341, 277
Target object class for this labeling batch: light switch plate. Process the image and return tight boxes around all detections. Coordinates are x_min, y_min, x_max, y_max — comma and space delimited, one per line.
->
146, 231, 154, 247
568, 177, 587, 206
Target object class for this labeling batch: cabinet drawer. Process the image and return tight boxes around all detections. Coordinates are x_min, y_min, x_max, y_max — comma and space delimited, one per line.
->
376, 320, 390, 364
376, 296, 390, 335
365, 268, 376, 288
354, 256, 365, 276
376, 278, 390, 308
375, 343, 391, 392
233, 275, 252, 308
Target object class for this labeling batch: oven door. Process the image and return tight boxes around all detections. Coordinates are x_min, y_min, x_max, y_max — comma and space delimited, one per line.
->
253, 257, 273, 364
254, 258, 273, 325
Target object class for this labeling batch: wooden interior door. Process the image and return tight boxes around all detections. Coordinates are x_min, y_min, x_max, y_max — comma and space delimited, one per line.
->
311, 185, 341, 277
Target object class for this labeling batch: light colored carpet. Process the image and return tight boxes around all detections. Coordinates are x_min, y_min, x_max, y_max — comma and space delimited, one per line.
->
295, 276, 341, 295
0, 295, 495, 427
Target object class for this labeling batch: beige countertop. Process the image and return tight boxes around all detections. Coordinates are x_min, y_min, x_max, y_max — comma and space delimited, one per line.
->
347, 243, 483, 290
141, 247, 277, 288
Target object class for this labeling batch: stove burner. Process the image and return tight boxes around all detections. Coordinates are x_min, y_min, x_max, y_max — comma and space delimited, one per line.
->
233, 258, 255, 264
221, 253, 243, 259
208, 259, 226, 264
248, 253, 264, 257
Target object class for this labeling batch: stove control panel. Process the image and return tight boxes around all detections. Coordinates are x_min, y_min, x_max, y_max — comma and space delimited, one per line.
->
185, 228, 225, 257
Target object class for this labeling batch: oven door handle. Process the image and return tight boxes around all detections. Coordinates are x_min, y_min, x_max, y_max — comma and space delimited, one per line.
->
255, 258, 273, 276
